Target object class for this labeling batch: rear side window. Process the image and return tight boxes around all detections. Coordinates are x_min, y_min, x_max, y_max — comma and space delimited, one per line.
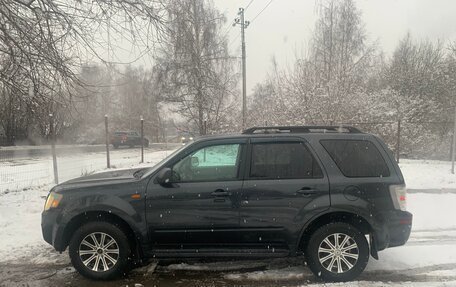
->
320, 140, 390, 178
249, 142, 323, 179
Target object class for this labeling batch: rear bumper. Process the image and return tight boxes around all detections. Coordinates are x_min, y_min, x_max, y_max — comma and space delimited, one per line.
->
375, 210, 412, 250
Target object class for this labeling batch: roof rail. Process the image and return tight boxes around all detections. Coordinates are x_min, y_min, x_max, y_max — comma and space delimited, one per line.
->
242, 125, 362, 134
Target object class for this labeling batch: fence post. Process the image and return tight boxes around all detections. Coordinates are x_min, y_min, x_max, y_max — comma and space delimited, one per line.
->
452, 106, 456, 174
140, 116, 144, 163
396, 120, 401, 163
105, 115, 110, 168
49, 114, 59, 184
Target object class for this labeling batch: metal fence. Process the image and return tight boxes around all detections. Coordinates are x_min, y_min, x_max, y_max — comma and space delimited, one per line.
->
0, 142, 181, 193
1, 116, 455, 193
0, 115, 181, 193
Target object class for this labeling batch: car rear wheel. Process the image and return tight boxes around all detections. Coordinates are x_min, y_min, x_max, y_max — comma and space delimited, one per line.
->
69, 222, 131, 280
305, 222, 369, 282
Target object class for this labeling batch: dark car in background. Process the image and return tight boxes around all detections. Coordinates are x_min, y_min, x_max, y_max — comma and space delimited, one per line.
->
179, 132, 194, 144
110, 131, 149, 149
42, 126, 412, 282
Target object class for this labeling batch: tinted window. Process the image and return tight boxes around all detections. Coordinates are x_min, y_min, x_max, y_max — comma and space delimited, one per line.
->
249, 142, 323, 179
321, 140, 390, 177
172, 144, 241, 182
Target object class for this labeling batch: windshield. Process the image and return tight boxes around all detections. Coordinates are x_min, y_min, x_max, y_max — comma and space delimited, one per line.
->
140, 144, 189, 178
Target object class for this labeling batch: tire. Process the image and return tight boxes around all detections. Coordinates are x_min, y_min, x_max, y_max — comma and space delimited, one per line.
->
69, 222, 131, 280
113, 144, 119, 149
144, 140, 149, 148
305, 222, 369, 282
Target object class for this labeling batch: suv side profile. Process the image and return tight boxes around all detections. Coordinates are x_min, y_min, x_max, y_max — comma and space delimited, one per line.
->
41, 126, 412, 282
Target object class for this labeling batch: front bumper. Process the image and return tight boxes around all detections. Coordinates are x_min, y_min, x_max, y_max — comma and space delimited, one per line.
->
41, 210, 66, 252
375, 210, 413, 251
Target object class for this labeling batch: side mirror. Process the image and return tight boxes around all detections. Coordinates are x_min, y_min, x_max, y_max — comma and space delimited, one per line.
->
190, 156, 199, 167
156, 168, 172, 186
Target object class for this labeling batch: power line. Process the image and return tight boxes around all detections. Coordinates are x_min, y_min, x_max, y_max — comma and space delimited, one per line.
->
228, 32, 241, 50
250, 0, 274, 24
245, 0, 255, 11
221, 23, 234, 41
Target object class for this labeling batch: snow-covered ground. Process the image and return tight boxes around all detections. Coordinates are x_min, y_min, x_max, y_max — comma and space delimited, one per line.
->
399, 159, 456, 190
0, 152, 456, 286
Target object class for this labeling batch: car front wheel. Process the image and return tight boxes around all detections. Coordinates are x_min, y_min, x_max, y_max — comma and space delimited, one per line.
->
305, 222, 369, 282
69, 222, 131, 280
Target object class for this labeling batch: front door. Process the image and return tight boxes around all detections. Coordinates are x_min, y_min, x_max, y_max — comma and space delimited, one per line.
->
239, 138, 330, 253
146, 139, 246, 251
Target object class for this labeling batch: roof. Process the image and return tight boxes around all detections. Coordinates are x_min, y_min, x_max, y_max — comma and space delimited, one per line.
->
242, 126, 362, 134
193, 126, 369, 142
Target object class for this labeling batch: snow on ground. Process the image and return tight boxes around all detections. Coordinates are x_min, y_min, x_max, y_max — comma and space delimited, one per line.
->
399, 159, 456, 190
408, 193, 456, 231
305, 282, 456, 286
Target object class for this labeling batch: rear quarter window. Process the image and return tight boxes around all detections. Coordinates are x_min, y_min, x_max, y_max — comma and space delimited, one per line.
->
320, 139, 390, 178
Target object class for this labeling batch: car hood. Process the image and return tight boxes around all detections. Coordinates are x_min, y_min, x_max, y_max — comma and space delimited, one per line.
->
55, 168, 145, 191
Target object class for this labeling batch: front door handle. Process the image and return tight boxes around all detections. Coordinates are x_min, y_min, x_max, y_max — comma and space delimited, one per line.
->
296, 188, 318, 196
211, 189, 230, 197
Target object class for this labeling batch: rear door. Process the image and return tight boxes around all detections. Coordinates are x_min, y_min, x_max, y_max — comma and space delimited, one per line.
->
319, 138, 400, 211
238, 137, 330, 253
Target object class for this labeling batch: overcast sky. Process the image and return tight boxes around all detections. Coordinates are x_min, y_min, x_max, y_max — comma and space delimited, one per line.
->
213, 0, 456, 93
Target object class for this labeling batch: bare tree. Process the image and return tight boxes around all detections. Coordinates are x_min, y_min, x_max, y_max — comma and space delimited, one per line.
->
156, 0, 238, 135
248, 0, 374, 127
0, 0, 168, 143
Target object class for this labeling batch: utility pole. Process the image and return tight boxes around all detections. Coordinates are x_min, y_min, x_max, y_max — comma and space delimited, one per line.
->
105, 115, 110, 168
49, 114, 58, 184
234, 8, 249, 129
452, 106, 456, 174
140, 116, 144, 164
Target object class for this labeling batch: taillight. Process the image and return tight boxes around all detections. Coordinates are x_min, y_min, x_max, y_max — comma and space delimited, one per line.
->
389, 184, 407, 211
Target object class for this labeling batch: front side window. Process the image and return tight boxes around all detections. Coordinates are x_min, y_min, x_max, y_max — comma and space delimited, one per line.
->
171, 144, 241, 182
249, 142, 323, 179
320, 140, 390, 178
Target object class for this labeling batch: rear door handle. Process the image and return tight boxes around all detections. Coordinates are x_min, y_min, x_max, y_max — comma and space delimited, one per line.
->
296, 188, 318, 196
211, 189, 230, 197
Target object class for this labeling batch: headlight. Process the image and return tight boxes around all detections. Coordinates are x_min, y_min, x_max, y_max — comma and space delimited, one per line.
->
44, 192, 63, 211
181, 137, 186, 140
189, 137, 193, 141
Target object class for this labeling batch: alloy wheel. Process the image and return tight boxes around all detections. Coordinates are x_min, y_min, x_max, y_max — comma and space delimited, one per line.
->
318, 232, 359, 274
78, 232, 120, 272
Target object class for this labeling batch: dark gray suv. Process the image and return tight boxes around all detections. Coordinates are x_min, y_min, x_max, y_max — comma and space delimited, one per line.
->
41, 126, 412, 282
